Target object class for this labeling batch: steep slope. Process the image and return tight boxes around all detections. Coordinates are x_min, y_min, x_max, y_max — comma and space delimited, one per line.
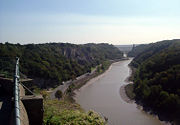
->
129, 40, 179, 67
131, 39, 180, 123
0, 42, 123, 88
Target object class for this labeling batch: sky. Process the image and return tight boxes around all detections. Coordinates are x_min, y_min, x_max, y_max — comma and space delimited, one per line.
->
0, 0, 180, 45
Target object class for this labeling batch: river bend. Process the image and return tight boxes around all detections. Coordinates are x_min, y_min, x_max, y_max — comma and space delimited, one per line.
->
76, 59, 163, 125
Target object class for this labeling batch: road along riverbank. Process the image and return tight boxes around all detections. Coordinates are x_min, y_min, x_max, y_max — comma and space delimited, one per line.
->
50, 58, 127, 100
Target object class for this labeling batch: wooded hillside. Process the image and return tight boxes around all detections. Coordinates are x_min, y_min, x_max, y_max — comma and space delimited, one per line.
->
0, 42, 123, 88
130, 39, 180, 123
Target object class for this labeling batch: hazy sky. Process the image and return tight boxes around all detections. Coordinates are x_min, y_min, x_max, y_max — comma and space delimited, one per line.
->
0, 0, 180, 45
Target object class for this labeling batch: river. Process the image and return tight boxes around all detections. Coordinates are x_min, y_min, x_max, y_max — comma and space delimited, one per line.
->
75, 59, 165, 125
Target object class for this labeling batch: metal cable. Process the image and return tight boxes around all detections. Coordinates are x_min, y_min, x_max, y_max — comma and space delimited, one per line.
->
19, 82, 36, 96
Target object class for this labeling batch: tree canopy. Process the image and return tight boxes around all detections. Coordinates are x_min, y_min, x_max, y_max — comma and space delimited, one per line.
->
0, 42, 123, 88
129, 39, 180, 122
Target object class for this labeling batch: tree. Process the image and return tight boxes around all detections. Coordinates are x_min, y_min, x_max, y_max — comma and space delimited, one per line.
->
41, 90, 48, 100
55, 90, 63, 100
97, 66, 101, 73
131, 39, 180, 122
0, 42, 123, 88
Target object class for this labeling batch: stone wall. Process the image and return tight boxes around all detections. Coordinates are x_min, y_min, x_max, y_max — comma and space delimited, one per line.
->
0, 77, 43, 125
22, 95, 43, 125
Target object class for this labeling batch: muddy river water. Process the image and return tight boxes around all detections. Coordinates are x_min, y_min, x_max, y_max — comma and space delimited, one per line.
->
75, 59, 167, 125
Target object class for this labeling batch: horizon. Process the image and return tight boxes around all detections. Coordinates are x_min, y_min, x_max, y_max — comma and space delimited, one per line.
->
0, 0, 180, 45
1, 39, 179, 46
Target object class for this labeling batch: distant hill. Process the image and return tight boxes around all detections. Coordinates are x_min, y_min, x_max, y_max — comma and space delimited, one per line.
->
131, 39, 180, 123
129, 40, 179, 67
128, 44, 149, 57
0, 42, 123, 88
115, 45, 133, 53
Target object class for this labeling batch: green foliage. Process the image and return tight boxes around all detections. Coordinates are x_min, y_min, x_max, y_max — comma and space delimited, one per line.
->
128, 44, 150, 58
101, 61, 110, 70
129, 40, 179, 67
55, 90, 63, 99
44, 99, 106, 125
97, 66, 101, 73
0, 43, 122, 88
44, 110, 105, 125
132, 39, 180, 122
125, 84, 135, 99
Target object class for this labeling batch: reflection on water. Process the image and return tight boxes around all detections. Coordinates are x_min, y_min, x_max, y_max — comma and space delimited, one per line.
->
76, 59, 162, 125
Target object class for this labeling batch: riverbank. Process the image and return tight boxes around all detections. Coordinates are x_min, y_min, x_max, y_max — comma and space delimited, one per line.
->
74, 61, 114, 101
44, 59, 123, 125
122, 61, 173, 125
49, 58, 129, 101
75, 59, 167, 125
43, 67, 109, 125
73, 58, 130, 101
119, 85, 134, 103
42, 60, 116, 125
67, 60, 113, 102
43, 97, 106, 125
119, 59, 136, 103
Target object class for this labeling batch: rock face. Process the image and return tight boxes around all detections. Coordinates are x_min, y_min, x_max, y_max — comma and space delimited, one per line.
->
0, 43, 123, 89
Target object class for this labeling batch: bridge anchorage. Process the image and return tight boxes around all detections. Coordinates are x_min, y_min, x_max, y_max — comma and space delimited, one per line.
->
0, 57, 43, 125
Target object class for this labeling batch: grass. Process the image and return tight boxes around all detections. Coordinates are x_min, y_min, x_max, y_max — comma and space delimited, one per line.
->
43, 97, 106, 125
44, 98, 83, 116
125, 84, 135, 100
91, 67, 96, 72
65, 61, 112, 102
40, 88, 107, 125
41, 61, 113, 125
